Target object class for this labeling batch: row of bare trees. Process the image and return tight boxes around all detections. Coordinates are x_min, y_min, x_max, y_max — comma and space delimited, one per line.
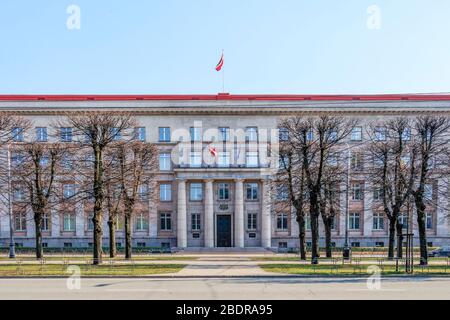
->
277, 115, 450, 265
0, 112, 158, 264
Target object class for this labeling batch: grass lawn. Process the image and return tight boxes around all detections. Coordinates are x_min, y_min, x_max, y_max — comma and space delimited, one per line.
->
0, 256, 197, 262
0, 263, 186, 277
252, 256, 449, 262
260, 263, 450, 276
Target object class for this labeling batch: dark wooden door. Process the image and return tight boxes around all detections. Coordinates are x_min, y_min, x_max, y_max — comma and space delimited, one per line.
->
217, 215, 232, 247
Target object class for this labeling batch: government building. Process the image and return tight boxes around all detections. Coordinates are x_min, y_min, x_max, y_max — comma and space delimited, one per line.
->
0, 94, 449, 251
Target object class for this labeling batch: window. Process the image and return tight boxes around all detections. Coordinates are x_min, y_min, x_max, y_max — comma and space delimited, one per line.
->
375, 242, 385, 248
159, 153, 172, 171
401, 155, 411, 167
351, 152, 363, 171
191, 213, 201, 231
12, 127, 24, 142
135, 212, 149, 231
139, 184, 149, 201
398, 213, 409, 230
373, 213, 385, 230
305, 215, 311, 231
426, 212, 433, 230
13, 187, 25, 202
60, 127, 73, 142
160, 213, 172, 231
160, 184, 172, 202
63, 184, 76, 199
159, 127, 171, 142
402, 128, 411, 141
246, 151, 259, 167
189, 152, 202, 168
247, 213, 257, 230
61, 155, 73, 171
219, 127, 230, 142
190, 127, 202, 142
42, 213, 50, 231
245, 127, 258, 142
63, 212, 76, 232
40, 156, 49, 167
373, 188, 383, 201
349, 213, 361, 230
11, 152, 24, 166
190, 183, 203, 201
306, 130, 314, 141
218, 152, 230, 168
246, 183, 259, 200
64, 243, 73, 248
218, 183, 230, 200
135, 127, 146, 142
279, 155, 289, 169
277, 185, 289, 201
351, 127, 362, 141
329, 130, 338, 141
279, 128, 289, 141
86, 212, 94, 231
375, 127, 386, 141
36, 127, 48, 142
351, 242, 361, 248
277, 213, 288, 230
111, 127, 121, 141
327, 155, 338, 166
424, 184, 433, 201
14, 212, 27, 231
351, 183, 363, 201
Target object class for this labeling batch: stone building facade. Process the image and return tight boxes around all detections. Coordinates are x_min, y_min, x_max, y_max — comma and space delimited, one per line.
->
0, 94, 449, 250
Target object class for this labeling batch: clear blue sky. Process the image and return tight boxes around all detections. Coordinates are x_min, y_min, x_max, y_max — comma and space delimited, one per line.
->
1, 0, 450, 95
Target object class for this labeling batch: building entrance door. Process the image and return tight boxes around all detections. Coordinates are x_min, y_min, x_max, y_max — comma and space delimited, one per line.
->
216, 215, 232, 247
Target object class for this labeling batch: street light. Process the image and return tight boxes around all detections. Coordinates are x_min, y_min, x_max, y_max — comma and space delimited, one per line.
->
343, 143, 351, 261
7, 144, 15, 259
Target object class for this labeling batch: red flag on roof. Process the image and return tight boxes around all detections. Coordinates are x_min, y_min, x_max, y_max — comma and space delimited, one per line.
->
215, 52, 224, 71
209, 146, 218, 157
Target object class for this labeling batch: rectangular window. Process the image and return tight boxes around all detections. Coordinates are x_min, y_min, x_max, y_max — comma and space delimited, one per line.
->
190, 183, 203, 201
159, 153, 172, 171
14, 212, 27, 231
218, 183, 230, 200
277, 185, 289, 201
63, 213, 76, 232
351, 152, 363, 171
218, 151, 230, 168
36, 127, 48, 142
277, 213, 288, 231
402, 128, 411, 141
398, 214, 409, 230
349, 213, 361, 230
306, 130, 314, 141
159, 127, 171, 142
279, 128, 289, 141
246, 151, 259, 167
351, 127, 362, 141
247, 213, 257, 231
219, 127, 230, 142
373, 188, 383, 201
160, 184, 172, 202
135, 127, 146, 142
426, 212, 433, 230
86, 213, 94, 231
111, 127, 121, 141
191, 213, 201, 231
139, 184, 149, 201
12, 127, 24, 142
351, 183, 363, 201
375, 127, 386, 141
63, 184, 76, 199
41, 213, 50, 231
160, 213, 172, 231
305, 215, 311, 231
246, 183, 259, 200
60, 127, 73, 142
190, 127, 202, 142
373, 213, 385, 230
135, 212, 149, 231
424, 184, 433, 201
245, 127, 258, 142
13, 187, 25, 202
189, 152, 202, 168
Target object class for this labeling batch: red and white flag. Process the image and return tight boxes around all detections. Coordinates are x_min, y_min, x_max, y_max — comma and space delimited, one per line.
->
209, 146, 218, 157
215, 52, 224, 71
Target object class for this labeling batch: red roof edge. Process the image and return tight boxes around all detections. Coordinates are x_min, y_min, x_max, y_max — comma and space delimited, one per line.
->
0, 94, 450, 102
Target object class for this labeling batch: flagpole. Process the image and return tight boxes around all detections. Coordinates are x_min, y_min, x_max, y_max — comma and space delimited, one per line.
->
222, 49, 225, 93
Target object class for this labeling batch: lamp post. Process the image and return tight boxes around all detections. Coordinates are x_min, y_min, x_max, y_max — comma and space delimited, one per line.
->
7, 144, 15, 259
343, 144, 351, 260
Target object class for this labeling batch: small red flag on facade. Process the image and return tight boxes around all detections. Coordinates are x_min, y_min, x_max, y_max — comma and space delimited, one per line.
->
215, 53, 224, 71
209, 146, 218, 157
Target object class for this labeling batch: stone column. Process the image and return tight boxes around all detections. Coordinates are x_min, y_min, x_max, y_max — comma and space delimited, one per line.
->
234, 179, 245, 248
204, 180, 215, 248
261, 179, 272, 248
177, 179, 187, 248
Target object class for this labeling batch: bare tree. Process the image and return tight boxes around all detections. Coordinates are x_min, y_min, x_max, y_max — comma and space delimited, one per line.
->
411, 116, 450, 265
62, 112, 135, 265
115, 141, 158, 260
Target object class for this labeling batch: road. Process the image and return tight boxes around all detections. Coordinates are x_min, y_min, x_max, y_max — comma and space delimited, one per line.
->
0, 277, 449, 300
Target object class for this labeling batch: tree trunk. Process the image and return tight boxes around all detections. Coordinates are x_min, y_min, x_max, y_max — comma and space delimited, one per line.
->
388, 217, 396, 260
396, 221, 403, 259
297, 214, 307, 260
108, 218, 116, 258
417, 211, 428, 266
324, 219, 333, 258
34, 216, 43, 260
125, 212, 132, 260
93, 147, 104, 265
310, 213, 320, 264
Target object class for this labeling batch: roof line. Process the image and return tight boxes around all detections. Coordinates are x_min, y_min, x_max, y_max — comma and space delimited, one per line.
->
1, 93, 450, 102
